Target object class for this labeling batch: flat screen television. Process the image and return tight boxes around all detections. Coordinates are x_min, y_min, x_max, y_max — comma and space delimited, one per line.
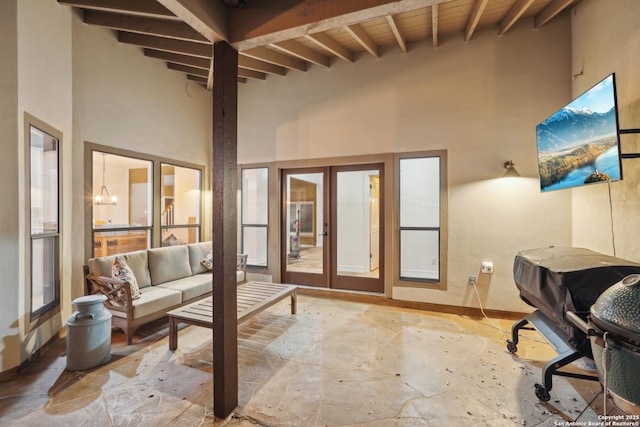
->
536, 73, 622, 192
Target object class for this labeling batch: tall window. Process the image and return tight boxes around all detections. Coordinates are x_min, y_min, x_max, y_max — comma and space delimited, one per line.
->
30, 125, 60, 318
399, 156, 442, 282
90, 147, 203, 257
241, 168, 268, 267
161, 163, 201, 246
92, 152, 152, 257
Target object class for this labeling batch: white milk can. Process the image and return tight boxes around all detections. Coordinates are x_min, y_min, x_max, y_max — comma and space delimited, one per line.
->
66, 294, 112, 371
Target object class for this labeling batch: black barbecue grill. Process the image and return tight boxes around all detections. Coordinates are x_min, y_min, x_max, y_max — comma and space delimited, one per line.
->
568, 274, 640, 415
507, 247, 640, 402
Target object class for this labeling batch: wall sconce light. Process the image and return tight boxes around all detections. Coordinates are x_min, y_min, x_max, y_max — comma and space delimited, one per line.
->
503, 160, 520, 178
94, 153, 118, 205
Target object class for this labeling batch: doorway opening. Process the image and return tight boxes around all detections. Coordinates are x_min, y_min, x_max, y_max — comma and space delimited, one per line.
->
281, 164, 383, 293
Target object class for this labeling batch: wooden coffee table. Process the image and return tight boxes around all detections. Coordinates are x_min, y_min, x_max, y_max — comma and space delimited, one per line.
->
167, 281, 297, 350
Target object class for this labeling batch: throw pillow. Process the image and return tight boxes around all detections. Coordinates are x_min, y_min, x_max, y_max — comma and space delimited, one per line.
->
201, 250, 213, 270
112, 256, 141, 299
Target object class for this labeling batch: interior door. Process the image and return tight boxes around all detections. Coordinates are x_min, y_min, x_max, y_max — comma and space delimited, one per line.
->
331, 164, 384, 293
281, 168, 329, 287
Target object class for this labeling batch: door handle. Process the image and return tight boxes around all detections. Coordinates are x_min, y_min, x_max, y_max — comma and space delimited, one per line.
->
319, 232, 327, 237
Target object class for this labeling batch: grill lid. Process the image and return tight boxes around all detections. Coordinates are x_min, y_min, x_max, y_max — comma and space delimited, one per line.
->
590, 274, 640, 345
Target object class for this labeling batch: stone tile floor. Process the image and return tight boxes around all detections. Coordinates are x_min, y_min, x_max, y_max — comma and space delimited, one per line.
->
0, 294, 622, 426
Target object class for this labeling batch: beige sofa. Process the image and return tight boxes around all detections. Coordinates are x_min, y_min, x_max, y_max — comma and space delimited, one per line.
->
84, 241, 247, 344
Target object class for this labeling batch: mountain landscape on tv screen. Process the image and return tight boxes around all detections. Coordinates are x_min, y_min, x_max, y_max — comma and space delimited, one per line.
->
536, 107, 616, 153
536, 107, 619, 191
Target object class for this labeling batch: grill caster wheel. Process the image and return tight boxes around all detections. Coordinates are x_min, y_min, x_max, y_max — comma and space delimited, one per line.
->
506, 340, 517, 353
534, 383, 550, 402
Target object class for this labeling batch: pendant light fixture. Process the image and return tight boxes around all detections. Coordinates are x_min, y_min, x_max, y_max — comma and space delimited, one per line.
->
94, 153, 118, 205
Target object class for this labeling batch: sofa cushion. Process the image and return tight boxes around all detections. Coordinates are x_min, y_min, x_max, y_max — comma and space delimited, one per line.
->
187, 241, 212, 275
112, 257, 141, 299
89, 250, 152, 288
156, 274, 212, 302
126, 287, 182, 320
148, 245, 192, 285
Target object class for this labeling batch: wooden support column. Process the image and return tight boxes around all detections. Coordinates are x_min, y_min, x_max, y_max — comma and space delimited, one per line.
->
212, 40, 239, 419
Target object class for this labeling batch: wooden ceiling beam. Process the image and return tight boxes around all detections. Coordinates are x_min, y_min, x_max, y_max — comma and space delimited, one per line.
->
464, 0, 489, 42
306, 33, 353, 63
57, 0, 180, 20
83, 10, 209, 43
238, 55, 287, 76
118, 32, 212, 58
386, 15, 407, 52
167, 62, 208, 77
230, 0, 454, 50
187, 74, 208, 85
192, 74, 247, 85
499, 0, 535, 36
344, 24, 379, 58
240, 47, 307, 72
238, 68, 267, 80
155, 0, 227, 43
535, 0, 575, 28
144, 49, 210, 69
271, 40, 330, 67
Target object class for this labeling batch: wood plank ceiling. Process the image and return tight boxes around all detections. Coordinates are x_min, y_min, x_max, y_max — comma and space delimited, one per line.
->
58, 0, 581, 89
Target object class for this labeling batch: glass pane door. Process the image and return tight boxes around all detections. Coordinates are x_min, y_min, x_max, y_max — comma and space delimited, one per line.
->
331, 164, 384, 293
281, 168, 328, 287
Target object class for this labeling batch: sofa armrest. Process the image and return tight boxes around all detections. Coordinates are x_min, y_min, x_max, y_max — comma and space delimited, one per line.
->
86, 274, 134, 313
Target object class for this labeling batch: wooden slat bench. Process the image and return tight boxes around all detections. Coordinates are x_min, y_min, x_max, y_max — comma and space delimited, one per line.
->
167, 281, 297, 351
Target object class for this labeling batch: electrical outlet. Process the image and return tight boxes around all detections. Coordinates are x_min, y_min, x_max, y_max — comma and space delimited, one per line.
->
468, 275, 477, 286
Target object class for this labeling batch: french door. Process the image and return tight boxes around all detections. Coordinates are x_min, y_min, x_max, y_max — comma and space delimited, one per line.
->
281, 164, 384, 293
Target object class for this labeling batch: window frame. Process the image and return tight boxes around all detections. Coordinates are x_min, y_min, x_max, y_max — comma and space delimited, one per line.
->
240, 167, 269, 268
394, 151, 448, 290
28, 116, 62, 320
160, 162, 203, 247
86, 143, 205, 259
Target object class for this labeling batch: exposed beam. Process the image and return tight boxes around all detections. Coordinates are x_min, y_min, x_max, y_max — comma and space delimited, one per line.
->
187, 74, 208, 85
464, 0, 489, 42
238, 55, 287, 76
238, 68, 267, 80
57, 0, 180, 20
535, 0, 575, 28
240, 47, 307, 72
306, 33, 353, 63
167, 62, 208, 77
499, 0, 535, 36
83, 10, 209, 43
156, 0, 227, 42
118, 32, 212, 58
144, 49, 210, 69
207, 44, 214, 90
271, 40, 330, 67
344, 24, 379, 58
431, 4, 438, 47
386, 15, 407, 52
230, 0, 454, 50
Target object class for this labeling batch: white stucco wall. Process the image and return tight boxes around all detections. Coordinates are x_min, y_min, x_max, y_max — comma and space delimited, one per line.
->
70, 13, 212, 300
239, 15, 574, 312
14, 0, 72, 372
0, 0, 20, 373
571, 0, 640, 262
0, 0, 212, 375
